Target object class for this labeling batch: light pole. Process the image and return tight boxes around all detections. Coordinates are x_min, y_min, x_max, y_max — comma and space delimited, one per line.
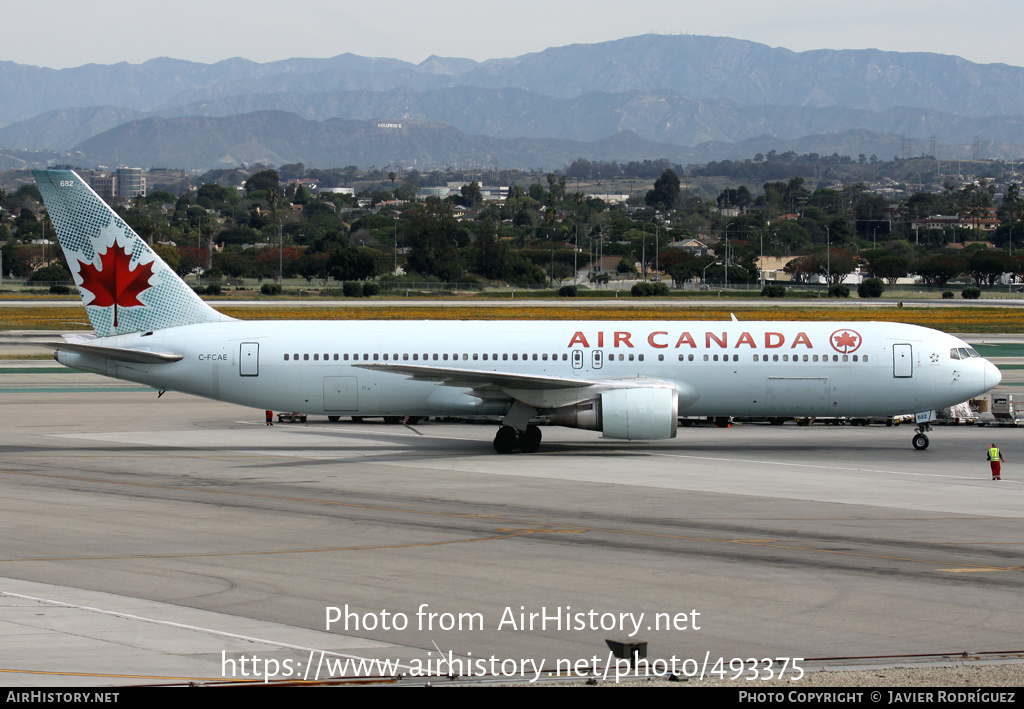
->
825, 226, 830, 289
724, 222, 734, 288
703, 260, 721, 287
748, 226, 763, 286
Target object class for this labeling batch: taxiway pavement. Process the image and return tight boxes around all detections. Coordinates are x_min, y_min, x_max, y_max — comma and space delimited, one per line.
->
1, 370, 1022, 686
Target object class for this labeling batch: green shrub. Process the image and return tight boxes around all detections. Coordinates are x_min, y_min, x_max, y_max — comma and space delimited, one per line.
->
192, 285, 207, 295
27, 264, 71, 284
260, 282, 282, 296
962, 286, 981, 299
761, 284, 786, 298
828, 284, 850, 298
205, 284, 222, 296
343, 281, 363, 297
49, 284, 72, 295
942, 291, 954, 299
362, 282, 381, 297
857, 278, 884, 298
558, 285, 578, 297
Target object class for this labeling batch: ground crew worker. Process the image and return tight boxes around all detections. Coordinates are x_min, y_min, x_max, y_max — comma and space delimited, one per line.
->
987, 443, 1005, 480
266, 410, 274, 426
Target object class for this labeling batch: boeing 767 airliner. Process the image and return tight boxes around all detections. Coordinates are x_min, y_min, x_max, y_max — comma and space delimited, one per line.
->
33, 170, 1000, 452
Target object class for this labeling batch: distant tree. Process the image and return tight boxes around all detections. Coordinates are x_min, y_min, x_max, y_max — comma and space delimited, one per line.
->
966, 248, 1016, 287
245, 169, 280, 196
916, 252, 965, 288
460, 181, 482, 208
404, 198, 462, 281
645, 169, 680, 209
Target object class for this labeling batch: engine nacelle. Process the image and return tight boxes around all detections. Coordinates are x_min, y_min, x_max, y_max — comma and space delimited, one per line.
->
549, 386, 678, 440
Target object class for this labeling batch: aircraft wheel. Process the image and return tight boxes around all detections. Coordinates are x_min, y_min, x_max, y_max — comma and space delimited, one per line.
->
769, 417, 786, 426
493, 426, 518, 454
328, 415, 340, 422
519, 425, 542, 453
912, 433, 929, 451
383, 416, 402, 424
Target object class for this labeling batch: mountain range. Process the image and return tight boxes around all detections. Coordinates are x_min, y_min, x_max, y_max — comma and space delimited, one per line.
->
2, 34, 1023, 170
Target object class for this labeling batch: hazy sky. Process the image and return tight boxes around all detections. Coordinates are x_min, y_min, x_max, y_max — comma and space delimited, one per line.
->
13, 0, 1024, 69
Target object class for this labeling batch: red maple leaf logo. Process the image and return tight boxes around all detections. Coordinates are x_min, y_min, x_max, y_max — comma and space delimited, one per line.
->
830, 329, 861, 353
77, 243, 156, 327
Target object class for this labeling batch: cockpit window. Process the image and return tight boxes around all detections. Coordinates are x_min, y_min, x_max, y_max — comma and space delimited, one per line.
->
958, 348, 971, 359
966, 348, 980, 358
950, 348, 961, 360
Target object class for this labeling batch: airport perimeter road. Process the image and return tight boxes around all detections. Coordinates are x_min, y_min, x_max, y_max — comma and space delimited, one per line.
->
1, 381, 1023, 685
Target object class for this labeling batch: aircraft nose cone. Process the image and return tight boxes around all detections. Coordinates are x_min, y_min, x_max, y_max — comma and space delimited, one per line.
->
986, 360, 1002, 390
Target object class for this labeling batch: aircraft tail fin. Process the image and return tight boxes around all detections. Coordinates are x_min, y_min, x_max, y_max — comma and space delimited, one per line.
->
33, 170, 231, 337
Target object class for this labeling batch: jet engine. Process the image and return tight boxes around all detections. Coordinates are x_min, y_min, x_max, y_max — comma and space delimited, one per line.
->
548, 386, 678, 440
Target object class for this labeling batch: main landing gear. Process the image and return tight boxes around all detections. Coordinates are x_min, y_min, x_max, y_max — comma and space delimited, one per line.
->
912, 422, 932, 450
493, 424, 542, 454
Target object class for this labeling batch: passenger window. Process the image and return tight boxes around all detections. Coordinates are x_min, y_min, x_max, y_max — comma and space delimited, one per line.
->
284, 354, 289, 361
303, 354, 309, 361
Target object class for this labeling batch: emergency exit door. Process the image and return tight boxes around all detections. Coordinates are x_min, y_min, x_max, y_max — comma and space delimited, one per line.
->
239, 342, 259, 376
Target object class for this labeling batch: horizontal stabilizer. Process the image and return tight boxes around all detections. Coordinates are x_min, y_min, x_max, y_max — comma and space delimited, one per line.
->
40, 341, 183, 364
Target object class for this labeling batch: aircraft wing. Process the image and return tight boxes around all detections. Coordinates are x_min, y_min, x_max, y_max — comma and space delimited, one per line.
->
354, 362, 679, 408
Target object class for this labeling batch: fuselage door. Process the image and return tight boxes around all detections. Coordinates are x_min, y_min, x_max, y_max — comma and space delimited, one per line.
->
572, 350, 583, 369
592, 349, 603, 369
239, 342, 259, 376
893, 343, 913, 378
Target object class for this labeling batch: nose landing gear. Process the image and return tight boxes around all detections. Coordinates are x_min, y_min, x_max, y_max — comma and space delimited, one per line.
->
912, 422, 932, 450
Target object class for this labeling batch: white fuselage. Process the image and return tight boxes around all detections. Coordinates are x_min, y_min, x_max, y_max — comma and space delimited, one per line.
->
54, 319, 1000, 421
